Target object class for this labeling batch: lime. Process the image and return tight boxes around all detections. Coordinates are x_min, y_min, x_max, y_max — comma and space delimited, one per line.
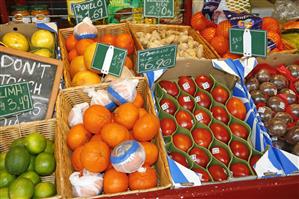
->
27, 156, 36, 171
34, 152, 55, 176
0, 187, 9, 199
44, 139, 54, 154
9, 177, 34, 199
0, 170, 15, 188
20, 171, 40, 186
10, 138, 25, 148
25, 132, 46, 154
34, 182, 56, 198
5, 146, 31, 175
0, 152, 6, 170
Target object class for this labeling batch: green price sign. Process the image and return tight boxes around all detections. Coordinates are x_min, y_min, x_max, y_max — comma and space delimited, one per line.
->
91, 43, 127, 77
144, 0, 174, 18
72, 0, 108, 24
137, 44, 177, 73
229, 28, 267, 57
0, 82, 33, 118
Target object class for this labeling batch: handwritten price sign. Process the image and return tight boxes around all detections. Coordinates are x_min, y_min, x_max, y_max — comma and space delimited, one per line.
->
144, 0, 174, 18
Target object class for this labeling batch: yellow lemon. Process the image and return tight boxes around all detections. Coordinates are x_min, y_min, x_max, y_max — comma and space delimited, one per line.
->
2, 32, 29, 51
33, 49, 53, 58
83, 42, 97, 70
31, 30, 55, 50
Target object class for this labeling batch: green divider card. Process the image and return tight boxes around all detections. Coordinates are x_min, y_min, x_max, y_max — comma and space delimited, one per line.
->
0, 82, 33, 118
144, 0, 174, 18
229, 28, 267, 57
137, 44, 177, 73
91, 43, 127, 77
72, 0, 108, 24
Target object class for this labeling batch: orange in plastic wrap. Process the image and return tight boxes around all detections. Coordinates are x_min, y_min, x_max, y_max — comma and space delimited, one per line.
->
191, 12, 207, 31
201, 27, 216, 42
262, 17, 280, 34
211, 36, 229, 56
216, 20, 232, 39
133, 93, 144, 108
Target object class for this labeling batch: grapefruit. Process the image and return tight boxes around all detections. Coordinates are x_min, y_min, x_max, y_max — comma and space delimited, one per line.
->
2, 32, 29, 51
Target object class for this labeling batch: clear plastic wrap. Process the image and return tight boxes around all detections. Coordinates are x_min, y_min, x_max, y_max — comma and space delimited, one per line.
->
84, 88, 116, 110
73, 17, 97, 40
68, 102, 90, 127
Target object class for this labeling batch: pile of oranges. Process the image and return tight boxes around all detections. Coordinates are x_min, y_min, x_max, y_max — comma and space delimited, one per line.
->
65, 32, 135, 87
66, 92, 160, 194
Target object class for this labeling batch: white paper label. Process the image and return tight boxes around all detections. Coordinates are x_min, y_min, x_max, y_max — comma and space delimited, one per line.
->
273, 89, 277, 96
183, 96, 191, 102
258, 107, 266, 113
279, 102, 285, 110
183, 82, 190, 90
202, 82, 210, 90
161, 103, 169, 111
195, 96, 201, 102
212, 147, 220, 154
190, 154, 197, 161
271, 136, 278, 141
195, 113, 203, 121
290, 90, 296, 95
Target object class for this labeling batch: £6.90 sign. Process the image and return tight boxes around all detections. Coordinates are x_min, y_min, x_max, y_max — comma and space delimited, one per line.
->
144, 0, 174, 18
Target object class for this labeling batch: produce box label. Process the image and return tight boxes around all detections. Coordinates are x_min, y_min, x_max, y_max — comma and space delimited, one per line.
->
91, 43, 127, 77
0, 82, 33, 118
137, 44, 177, 73
144, 0, 175, 18
72, 0, 108, 24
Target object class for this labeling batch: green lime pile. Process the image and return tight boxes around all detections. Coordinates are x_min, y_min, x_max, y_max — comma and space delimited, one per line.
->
0, 132, 56, 199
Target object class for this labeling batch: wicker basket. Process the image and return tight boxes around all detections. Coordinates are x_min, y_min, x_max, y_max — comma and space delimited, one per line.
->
55, 77, 172, 198
0, 119, 60, 199
128, 23, 220, 59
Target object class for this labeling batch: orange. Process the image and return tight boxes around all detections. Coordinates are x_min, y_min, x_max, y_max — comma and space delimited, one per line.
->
99, 34, 115, 46
69, 56, 87, 78
124, 56, 134, 70
67, 124, 90, 150
138, 108, 147, 118
191, 12, 207, 31
84, 105, 112, 134
72, 71, 101, 87
90, 134, 103, 142
133, 93, 144, 108
81, 141, 110, 173
71, 146, 84, 171
141, 142, 158, 166
83, 42, 97, 70
216, 20, 232, 39
262, 17, 280, 33
115, 33, 134, 55
267, 31, 282, 47
211, 36, 229, 56
68, 49, 78, 62
114, 103, 139, 130
200, 27, 216, 42
271, 48, 280, 53
101, 123, 130, 148
103, 168, 128, 194
129, 166, 157, 190
75, 39, 94, 55
66, 34, 78, 52
222, 52, 241, 59
133, 113, 160, 142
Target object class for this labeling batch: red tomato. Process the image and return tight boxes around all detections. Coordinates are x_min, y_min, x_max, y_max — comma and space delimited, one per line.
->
230, 141, 250, 160
210, 146, 230, 166
229, 123, 249, 140
211, 85, 229, 104
195, 75, 213, 91
173, 133, 193, 152
178, 76, 196, 96
169, 152, 188, 167
175, 110, 194, 130
178, 94, 195, 111
208, 165, 228, 182
193, 168, 211, 182
230, 163, 250, 177
194, 91, 211, 109
159, 80, 179, 97
159, 98, 177, 115
250, 155, 261, 168
160, 118, 176, 136
189, 147, 210, 167
211, 106, 229, 124
191, 12, 208, 31
210, 123, 231, 144
193, 109, 211, 125
191, 128, 212, 148
226, 97, 246, 120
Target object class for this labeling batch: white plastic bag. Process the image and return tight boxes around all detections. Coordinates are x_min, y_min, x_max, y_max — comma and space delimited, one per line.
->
73, 17, 97, 40
68, 102, 89, 127
84, 88, 116, 110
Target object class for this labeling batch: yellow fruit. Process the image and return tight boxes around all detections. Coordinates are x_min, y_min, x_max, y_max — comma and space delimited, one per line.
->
33, 49, 53, 58
70, 56, 87, 78
2, 32, 29, 51
84, 42, 97, 70
31, 30, 55, 50
72, 71, 101, 87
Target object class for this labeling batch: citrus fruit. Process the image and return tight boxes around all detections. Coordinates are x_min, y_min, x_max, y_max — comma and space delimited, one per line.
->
9, 177, 34, 199
138, 108, 148, 118
5, 146, 30, 175
2, 32, 29, 51
133, 93, 144, 108
44, 139, 54, 154
34, 152, 56, 176
114, 103, 139, 130
99, 34, 115, 46
67, 124, 90, 150
20, 171, 40, 185
201, 27, 216, 42
69, 56, 87, 78
33, 48, 53, 58
103, 168, 128, 194
211, 35, 229, 56
124, 56, 134, 70
129, 166, 157, 190
0, 152, 6, 170
27, 156, 35, 171
68, 49, 78, 62
31, 30, 55, 50
83, 105, 112, 134
222, 52, 241, 59
66, 34, 78, 52
115, 33, 134, 55
75, 39, 94, 55
141, 142, 158, 166
133, 113, 160, 142
24, 132, 46, 154
262, 17, 280, 33
267, 31, 282, 47
72, 71, 101, 87
83, 42, 97, 70
81, 141, 110, 173
90, 134, 103, 142
34, 182, 56, 198
101, 123, 130, 148
0, 170, 15, 188
10, 138, 25, 148
0, 187, 9, 199
216, 20, 232, 39
71, 146, 84, 171
191, 12, 207, 31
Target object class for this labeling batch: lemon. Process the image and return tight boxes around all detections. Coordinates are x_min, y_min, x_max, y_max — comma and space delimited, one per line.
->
0, 170, 15, 188
84, 42, 97, 69
20, 171, 40, 186
31, 30, 55, 50
34, 182, 56, 198
9, 177, 34, 199
25, 133, 46, 154
34, 152, 55, 176
33, 49, 53, 58
44, 139, 54, 154
2, 32, 29, 51
0, 152, 6, 170
0, 187, 9, 199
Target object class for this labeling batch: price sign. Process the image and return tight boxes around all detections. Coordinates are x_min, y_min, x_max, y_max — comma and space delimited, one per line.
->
0, 82, 33, 118
72, 0, 108, 24
144, 0, 174, 18
137, 44, 177, 73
